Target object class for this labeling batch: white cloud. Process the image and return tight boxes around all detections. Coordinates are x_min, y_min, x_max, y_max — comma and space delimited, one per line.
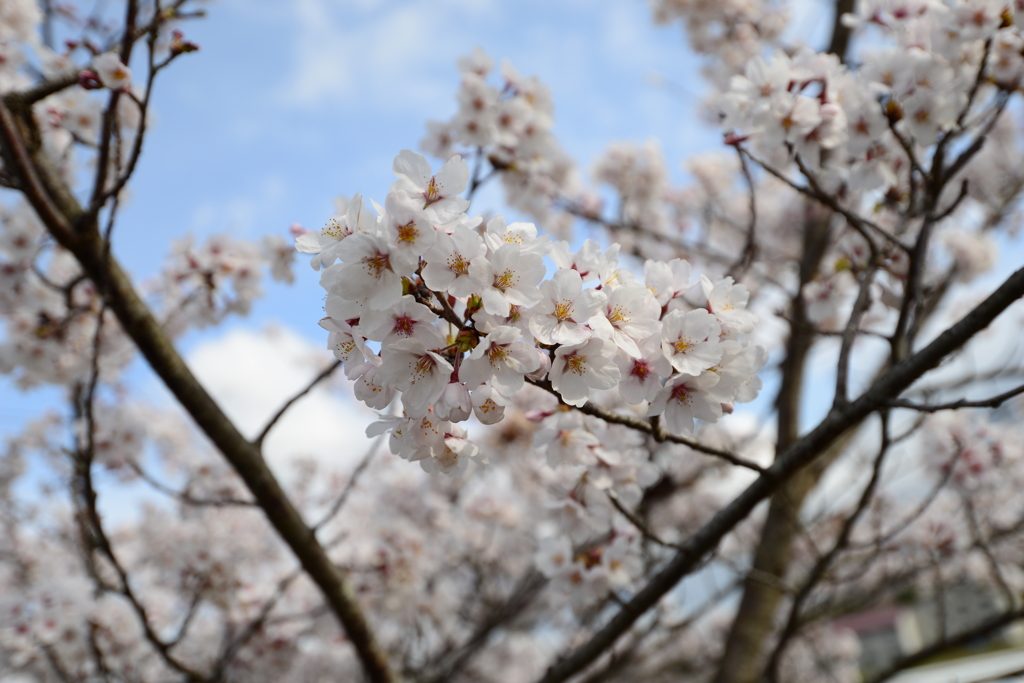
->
276, 0, 458, 110
185, 325, 378, 474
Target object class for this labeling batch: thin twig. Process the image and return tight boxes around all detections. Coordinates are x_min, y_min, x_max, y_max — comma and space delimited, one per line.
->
727, 147, 758, 280
607, 490, 679, 550
254, 360, 342, 447
128, 461, 257, 507
888, 382, 1024, 412
312, 436, 382, 532
834, 259, 881, 407
764, 412, 892, 683
534, 264, 1024, 683
527, 378, 766, 473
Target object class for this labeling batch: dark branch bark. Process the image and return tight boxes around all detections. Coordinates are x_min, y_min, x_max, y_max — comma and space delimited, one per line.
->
713, 206, 833, 683
535, 263, 1024, 683
0, 93, 400, 683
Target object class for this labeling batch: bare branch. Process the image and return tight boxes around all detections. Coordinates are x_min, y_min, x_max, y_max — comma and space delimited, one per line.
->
312, 436, 382, 532
726, 147, 758, 280
129, 461, 258, 507
888, 382, 1024, 412
254, 360, 342, 447
742, 147, 909, 253
834, 259, 881, 407
2, 70, 80, 108
607, 490, 680, 550
0, 78, 401, 683
535, 264, 1024, 683
764, 412, 892, 682
865, 604, 1024, 683
527, 377, 766, 473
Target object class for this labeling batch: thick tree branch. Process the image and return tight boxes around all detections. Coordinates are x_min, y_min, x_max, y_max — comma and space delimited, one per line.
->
0, 90, 400, 683
535, 264, 1024, 683
865, 604, 1024, 683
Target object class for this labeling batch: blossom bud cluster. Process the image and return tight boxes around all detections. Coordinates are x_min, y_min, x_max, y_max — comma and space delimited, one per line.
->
0, 202, 134, 387
153, 233, 295, 336
420, 50, 580, 236
720, 0, 1024, 189
300, 149, 768, 477
649, 0, 789, 85
0, 197, 293, 387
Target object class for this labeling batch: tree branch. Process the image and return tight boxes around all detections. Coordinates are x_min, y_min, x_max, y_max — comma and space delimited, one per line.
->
254, 359, 342, 447
888, 382, 1024, 412
527, 378, 766, 473
0, 82, 400, 683
535, 263, 1024, 683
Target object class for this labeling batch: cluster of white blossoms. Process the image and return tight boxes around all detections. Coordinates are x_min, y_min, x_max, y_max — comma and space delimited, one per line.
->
720, 0, 1024, 188
420, 49, 581, 237
299, 149, 768, 477
650, 0, 789, 85
0, 198, 293, 388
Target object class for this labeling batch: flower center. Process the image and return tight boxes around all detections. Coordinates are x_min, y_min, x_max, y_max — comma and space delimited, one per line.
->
413, 355, 435, 379
448, 253, 470, 275
488, 345, 509, 365
554, 299, 574, 322
423, 176, 441, 205
566, 353, 587, 376
494, 269, 516, 290
393, 315, 415, 336
670, 383, 693, 405
608, 305, 629, 325
334, 339, 356, 357
396, 221, 419, 244
364, 252, 390, 278
630, 360, 650, 380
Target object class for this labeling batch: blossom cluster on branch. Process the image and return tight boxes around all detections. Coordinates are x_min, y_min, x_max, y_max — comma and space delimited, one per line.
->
298, 147, 768, 477
4, 1, 1024, 683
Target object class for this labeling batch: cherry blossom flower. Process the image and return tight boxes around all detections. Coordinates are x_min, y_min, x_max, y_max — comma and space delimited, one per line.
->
471, 383, 512, 425
362, 295, 445, 349
530, 268, 607, 346
701, 274, 757, 334
661, 308, 724, 376
92, 53, 131, 90
328, 233, 416, 311
390, 149, 470, 224
460, 325, 540, 396
549, 338, 620, 408
377, 339, 454, 418
318, 316, 368, 373
590, 282, 662, 357
647, 371, 724, 435
482, 215, 552, 256
468, 243, 544, 317
616, 335, 672, 405
645, 258, 692, 309
707, 340, 769, 403
534, 410, 600, 466
421, 223, 486, 296
349, 354, 395, 410
295, 193, 374, 270
434, 382, 472, 422
383, 194, 436, 258
421, 426, 480, 477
